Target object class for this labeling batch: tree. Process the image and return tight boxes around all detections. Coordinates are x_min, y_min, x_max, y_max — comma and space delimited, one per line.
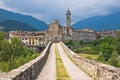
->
116, 31, 120, 54
109, 50, 118, 67
79, 40, 84, 45
0, 32, 5, 50
116, 42, 120, 54
0, 40, 12, 62
0, 37, 36, 72
116, 31, 120, 42
99, 43, 113, 61
64, 39, 73, 45
92, 39, 99, 46
0, 31, 5, 43
11, 37, 24, 57
98, 36, 117, 61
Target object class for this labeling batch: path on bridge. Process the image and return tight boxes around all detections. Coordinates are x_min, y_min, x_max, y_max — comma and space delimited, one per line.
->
36, 44, 56, 80
57, 43, 92, 80
36, 43, 92, 80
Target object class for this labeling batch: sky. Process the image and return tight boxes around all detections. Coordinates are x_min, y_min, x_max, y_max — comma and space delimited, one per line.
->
0, 0, 120, 25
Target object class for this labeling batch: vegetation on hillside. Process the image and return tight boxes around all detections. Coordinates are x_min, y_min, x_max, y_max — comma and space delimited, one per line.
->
64, 33, 120, 67
0, 8, 48, 30
72, 12, 120, 31
0, 32, 39, 72
0, 20, 38, 32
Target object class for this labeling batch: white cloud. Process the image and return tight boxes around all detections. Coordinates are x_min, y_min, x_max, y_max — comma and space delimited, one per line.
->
0, 0, 120, 24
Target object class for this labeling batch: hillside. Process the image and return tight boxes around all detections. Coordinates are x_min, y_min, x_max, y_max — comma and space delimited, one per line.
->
0, 20, 38, 32
0, 8, 48, 30
72, 12, 120, 31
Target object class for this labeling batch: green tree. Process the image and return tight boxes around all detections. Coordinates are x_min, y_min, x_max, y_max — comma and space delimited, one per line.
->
116, 42, 120, 54
109, 50, 118, 67
98, 36, 117, 61
0, 32, 5, 51
73, 42, 80, 46
23, 46, 34, 56
0, 40, 12, 62
64, 39, 73, 45
11, 37, 24, 57
92, 39, 99, 46
116, 31, 120, 42
116, 31, 120, 54
79, 40, 84, 45
99, 43, 113, 61
0, 31, 5, 43
0, 37, 37, 72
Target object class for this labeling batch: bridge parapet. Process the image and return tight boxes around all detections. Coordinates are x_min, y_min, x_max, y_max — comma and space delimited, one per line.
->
0, 42, 52, 80
61, 42, 120, 80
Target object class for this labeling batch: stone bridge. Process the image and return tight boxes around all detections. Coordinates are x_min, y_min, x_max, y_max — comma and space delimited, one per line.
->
0, 42, 120, 80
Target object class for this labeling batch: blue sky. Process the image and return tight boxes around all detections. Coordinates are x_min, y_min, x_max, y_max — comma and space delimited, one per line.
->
0, 0, 120, 25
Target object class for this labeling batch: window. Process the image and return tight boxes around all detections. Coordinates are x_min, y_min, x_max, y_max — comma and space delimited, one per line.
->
67, 16, 69, 19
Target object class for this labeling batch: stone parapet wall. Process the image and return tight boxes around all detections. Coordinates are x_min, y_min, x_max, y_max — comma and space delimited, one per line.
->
61, 42, 120, 80
0, 42, 52, 80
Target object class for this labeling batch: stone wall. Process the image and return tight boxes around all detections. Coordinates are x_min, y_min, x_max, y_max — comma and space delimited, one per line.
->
61, 42, 120, 80
0, 42, 52, 80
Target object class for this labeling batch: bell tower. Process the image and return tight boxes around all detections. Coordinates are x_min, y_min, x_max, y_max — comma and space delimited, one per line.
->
66, 9, 71, 28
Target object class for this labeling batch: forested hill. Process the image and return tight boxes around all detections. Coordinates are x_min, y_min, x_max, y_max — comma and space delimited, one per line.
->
0, 20, 38, 32
72, 11, 120, 31
0, 8, 48, 30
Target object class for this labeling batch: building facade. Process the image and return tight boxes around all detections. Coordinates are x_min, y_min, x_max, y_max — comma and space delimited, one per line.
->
47, 9, 72, 42
9, 31, 48, 46
72, 28, 96, 42
47, 19, 63, 42
8, 9, 117, 46
98, 30, 116, 39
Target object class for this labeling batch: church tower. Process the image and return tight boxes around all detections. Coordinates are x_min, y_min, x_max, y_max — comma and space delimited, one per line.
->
66, 9, 71, 28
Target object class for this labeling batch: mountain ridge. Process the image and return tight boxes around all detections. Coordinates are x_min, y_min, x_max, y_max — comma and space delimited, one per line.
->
0, 8, 48, 30
72, 11, 120, 31
0, 20, 38, 32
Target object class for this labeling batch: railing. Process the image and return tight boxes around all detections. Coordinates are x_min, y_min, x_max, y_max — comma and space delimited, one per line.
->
61, 42, 120, 80
0, 42, 52, 80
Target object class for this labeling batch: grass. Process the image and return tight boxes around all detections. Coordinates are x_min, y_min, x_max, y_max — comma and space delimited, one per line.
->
78, 53, 99, 60
55, 44, 70, 80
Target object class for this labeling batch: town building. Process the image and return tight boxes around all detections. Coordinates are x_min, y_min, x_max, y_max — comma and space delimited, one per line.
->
47, 9, 72, 42
98, 30, 116, 39
9, 31, 48, 46
72, 28, 96, 42
8, 9, 118, 48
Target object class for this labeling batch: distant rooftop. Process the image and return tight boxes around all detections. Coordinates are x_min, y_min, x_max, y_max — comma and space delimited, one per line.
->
74, 28, 95, 33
